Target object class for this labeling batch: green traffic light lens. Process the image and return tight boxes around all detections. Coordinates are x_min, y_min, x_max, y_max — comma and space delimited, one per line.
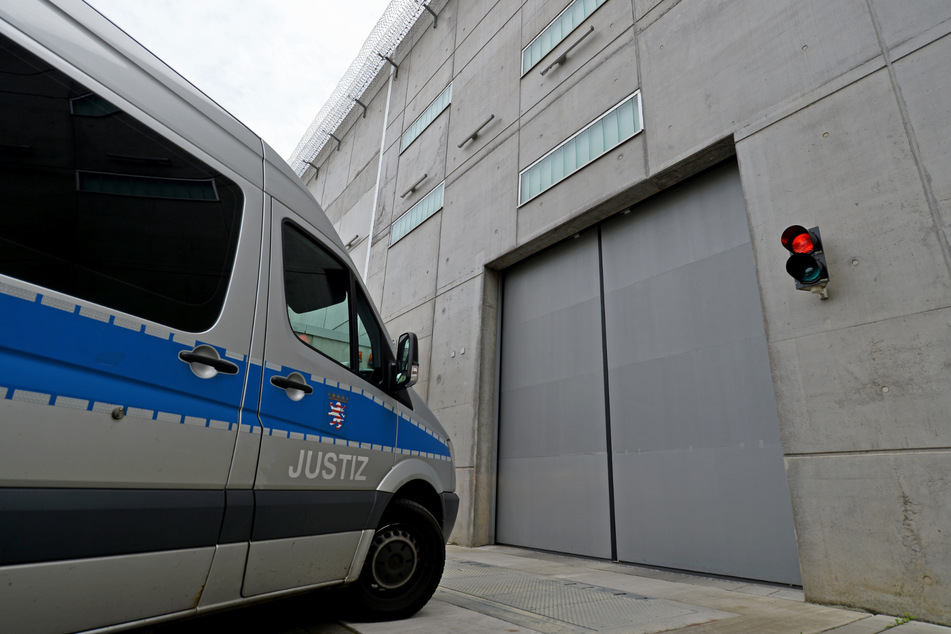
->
800, 265, 821, 283
787, 253, 825, 285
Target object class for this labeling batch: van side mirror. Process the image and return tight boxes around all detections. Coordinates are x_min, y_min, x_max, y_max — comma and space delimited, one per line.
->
394, 332, 419, 389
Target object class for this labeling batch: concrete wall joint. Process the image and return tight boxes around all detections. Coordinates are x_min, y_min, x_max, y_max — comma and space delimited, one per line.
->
864, 0, 951, 280
787, 447, 951, 460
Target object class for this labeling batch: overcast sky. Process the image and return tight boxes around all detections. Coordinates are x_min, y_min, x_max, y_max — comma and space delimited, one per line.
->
86, 0, 391, 160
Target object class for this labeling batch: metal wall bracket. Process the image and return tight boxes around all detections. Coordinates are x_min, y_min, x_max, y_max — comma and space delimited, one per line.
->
458, 114, 495, 148
353, 98, 368, 118
541, 25, 595, 76
378, 53, 399, 79
423, 4, 438, 28
304, 160, 320, 176
327, 132, 341, 151
400, 173, 428, 198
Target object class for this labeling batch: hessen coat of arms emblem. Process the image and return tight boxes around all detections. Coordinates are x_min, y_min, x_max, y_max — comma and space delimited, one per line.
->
328, 392, 348, 430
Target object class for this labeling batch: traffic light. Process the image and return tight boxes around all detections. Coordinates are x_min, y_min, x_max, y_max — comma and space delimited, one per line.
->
781, 225, 829, 298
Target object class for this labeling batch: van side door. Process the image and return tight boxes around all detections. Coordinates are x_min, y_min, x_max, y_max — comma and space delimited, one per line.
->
243, 199, 399, 596
0, 28, 261, 632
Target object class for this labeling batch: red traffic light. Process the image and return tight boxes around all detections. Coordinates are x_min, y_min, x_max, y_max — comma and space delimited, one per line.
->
781, 225, 820, 254
780, 224, 829, 296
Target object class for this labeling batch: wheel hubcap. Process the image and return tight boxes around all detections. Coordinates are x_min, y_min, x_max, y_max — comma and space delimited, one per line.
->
370, 527, 418, 589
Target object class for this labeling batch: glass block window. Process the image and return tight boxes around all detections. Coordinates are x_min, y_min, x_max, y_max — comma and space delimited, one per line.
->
400, 83, 452, 152
522, 0, 607, 76
391, 182, 445, 244
519, 91, 642, 206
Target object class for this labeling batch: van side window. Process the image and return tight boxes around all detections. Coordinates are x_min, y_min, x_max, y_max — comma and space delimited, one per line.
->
0, 34, 242, 332
282, 223, 387, 388
283, 224, 352, 367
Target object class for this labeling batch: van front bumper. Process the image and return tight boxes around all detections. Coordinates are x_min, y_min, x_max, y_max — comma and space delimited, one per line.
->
440, 492, 459, 542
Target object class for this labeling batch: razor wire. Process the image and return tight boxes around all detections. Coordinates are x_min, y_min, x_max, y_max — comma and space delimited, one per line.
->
289, 0, 431, 175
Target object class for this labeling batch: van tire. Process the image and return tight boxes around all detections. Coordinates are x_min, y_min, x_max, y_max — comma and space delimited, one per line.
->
349, 498, 445, 620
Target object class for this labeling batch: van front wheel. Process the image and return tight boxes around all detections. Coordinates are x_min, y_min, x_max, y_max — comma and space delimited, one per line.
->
351, 499, 445, 620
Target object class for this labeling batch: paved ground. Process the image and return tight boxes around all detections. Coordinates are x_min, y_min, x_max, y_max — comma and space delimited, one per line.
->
140, 545, 951, 633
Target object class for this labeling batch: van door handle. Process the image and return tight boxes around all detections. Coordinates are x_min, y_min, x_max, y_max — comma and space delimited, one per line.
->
179, 347, 239, 377
270, 375, 314, 395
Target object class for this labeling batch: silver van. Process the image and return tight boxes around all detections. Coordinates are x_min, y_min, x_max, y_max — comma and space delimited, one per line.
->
0, 1, 457, 631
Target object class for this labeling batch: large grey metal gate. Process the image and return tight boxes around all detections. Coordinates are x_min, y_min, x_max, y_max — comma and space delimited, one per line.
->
497, 161, 801, 584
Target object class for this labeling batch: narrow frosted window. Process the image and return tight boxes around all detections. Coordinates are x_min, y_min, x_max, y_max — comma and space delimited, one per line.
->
391, 182, 445, 244
518, 92, 642, 206
521, 0, 607, 75
400, 84, 452, 152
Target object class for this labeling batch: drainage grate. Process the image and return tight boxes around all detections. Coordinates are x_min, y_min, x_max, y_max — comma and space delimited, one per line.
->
439, 560, 730, 633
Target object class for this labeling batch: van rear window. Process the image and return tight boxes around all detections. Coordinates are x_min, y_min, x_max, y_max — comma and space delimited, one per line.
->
0, 34, 243, 332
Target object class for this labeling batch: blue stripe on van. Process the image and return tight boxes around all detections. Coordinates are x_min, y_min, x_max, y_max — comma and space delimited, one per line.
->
0, 287, 245, 428
259, 363, 451, 458
397, 413, 452, 458
0, 284, 450, 459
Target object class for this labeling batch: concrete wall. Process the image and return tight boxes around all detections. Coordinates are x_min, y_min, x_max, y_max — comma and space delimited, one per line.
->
301, 0, 951, 624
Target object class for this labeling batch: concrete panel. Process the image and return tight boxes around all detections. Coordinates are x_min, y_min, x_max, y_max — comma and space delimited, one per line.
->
365, 268, 384, 310
894, 35, 951, 230
336, 186, 374, 254
380, 210, 440, 319
303, 164, 325, 206
394, 65, 452, 222
414, 331, 435, 406
379, 127, 401, 190
869, 0, 951, 50
516, 135, 647, 244
455, 0, 522, 74
633, 0, 665, 22
347, 81, 388, 184
432, 401, 476, 467
519, 37, 638, 168
405, 1, 458, 109
385, 298, 435, 344
438, 134, 519, 291
384, 102, 412, 159
447, 17, 521, 174
318, 128, 356, 218
639, 0, 880, 171
372, 149, 400, 243
427, 276, 483, 415
739, 69, 951, 346
385, 300, 435, 405
449, 464, 475, 544
768, 306, 951, 454
347, 240, 367, 277
394, 116, 448, 218
321, 156, 377, 234
788, 451, 951, 626
520, 0, 635, 118
364, 238, 388, 296
384, 43, 411, 122
403, 57, 455, 131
